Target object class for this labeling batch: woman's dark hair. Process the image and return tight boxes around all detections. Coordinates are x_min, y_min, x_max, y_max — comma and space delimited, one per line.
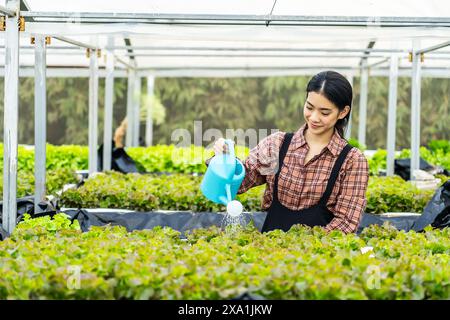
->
306, 71, 353, 138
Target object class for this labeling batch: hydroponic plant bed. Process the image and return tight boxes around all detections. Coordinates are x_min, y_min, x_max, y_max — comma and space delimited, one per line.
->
0, 213, 448, 300
59, 172, 438, 214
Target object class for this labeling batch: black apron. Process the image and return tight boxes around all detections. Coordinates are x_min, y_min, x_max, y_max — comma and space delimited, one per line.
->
261, 133, 353, 233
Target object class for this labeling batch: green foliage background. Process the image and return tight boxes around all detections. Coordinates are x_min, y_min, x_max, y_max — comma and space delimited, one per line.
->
0, 76, 448, 149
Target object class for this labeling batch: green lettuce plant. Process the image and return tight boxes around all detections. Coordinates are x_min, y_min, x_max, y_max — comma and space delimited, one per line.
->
0, 214, 448, 299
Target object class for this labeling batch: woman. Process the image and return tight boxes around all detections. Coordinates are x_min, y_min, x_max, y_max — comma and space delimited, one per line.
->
213, 71, 369, 234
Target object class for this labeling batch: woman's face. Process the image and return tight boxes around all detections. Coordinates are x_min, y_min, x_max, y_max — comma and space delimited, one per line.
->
303, 91, 349, 136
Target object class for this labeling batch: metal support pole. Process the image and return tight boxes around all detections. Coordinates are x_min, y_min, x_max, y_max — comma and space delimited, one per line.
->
34, 35, 47, 213
345, 74, 353, 140
2, 0, 20, 235
411, 40, 422, 181
125, 70, 135, 147
386, 54, 399, 176
145, 76, 155, 146
358, 64, 368, 146
133, 76, 141, 146
88, 50, 99, 176
103, 38, 114, 171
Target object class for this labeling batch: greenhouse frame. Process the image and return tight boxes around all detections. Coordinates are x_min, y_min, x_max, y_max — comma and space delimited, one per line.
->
1, 0, 450, 233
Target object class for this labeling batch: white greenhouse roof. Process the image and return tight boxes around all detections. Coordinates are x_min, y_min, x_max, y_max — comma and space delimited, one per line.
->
1, 0, 450, 77
22, 0, 450, 17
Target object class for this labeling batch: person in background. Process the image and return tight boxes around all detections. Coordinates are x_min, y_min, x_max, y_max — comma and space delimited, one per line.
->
113, 118, 128, 149
113, 118, 146, 148
212, 71, 369, 234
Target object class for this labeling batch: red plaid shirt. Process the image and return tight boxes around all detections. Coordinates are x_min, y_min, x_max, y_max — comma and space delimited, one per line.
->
238, 124, 369, 234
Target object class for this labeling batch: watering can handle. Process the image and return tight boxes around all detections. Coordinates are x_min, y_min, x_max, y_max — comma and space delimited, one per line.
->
224, 139, 235, 158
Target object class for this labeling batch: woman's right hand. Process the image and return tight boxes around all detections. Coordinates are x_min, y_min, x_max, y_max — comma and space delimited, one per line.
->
213, 138, 229, 155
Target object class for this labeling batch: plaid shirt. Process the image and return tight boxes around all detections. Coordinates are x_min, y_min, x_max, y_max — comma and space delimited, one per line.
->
238, 124, 369, 234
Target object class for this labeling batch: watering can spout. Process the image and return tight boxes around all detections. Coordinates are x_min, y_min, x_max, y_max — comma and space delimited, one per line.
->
216, 184, 232, 206
218, 195, 229, 206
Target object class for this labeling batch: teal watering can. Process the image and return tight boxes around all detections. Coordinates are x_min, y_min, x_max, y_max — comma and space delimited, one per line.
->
201, 140, 246, 206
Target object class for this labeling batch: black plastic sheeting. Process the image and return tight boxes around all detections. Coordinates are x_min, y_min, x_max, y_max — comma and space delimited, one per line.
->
61, 209, 428, 236
0, 226, 7, 241
394, 157, 449, 181
231, 292, 266, 300
356, 213, 419, 234
63, 209, 267, 236
95, 141, 203, 177
0, 196, 58, 223
0, 195, 58, 240
97, 141, 143, 174
412, 180, 450, 231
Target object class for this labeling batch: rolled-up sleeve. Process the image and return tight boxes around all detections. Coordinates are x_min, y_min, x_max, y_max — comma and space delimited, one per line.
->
324, 151, 369, 234
238, 132, 284, 194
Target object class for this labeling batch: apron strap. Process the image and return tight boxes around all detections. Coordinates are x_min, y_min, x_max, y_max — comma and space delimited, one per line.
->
273, 132, 294, 202
319, 144, 353, 206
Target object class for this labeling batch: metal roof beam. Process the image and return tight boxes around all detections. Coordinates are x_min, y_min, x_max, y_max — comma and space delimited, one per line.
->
359, 41, 376, 67
53, 35, 96, 50
124, 37, 136, 69
103, 46, 409, 53
417, 40, 450, 55
265, 0, 278, 26
19, 12, 450, 27
118, 53, 388, 59
4, 51, 450, 62
1, 66, 449, 78
0, 4, 16, 16
115, 55, 135, 70
367, 58, 390, 69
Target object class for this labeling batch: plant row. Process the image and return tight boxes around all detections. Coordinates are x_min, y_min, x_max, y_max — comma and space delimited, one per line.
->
0, 144, 88, 173
0, 168, 78, 199
60, 172, 442, 214
0, 144, 239, 175
368, 140, 450, 175
0, 213, 448, 299
1, 140, 449, 176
